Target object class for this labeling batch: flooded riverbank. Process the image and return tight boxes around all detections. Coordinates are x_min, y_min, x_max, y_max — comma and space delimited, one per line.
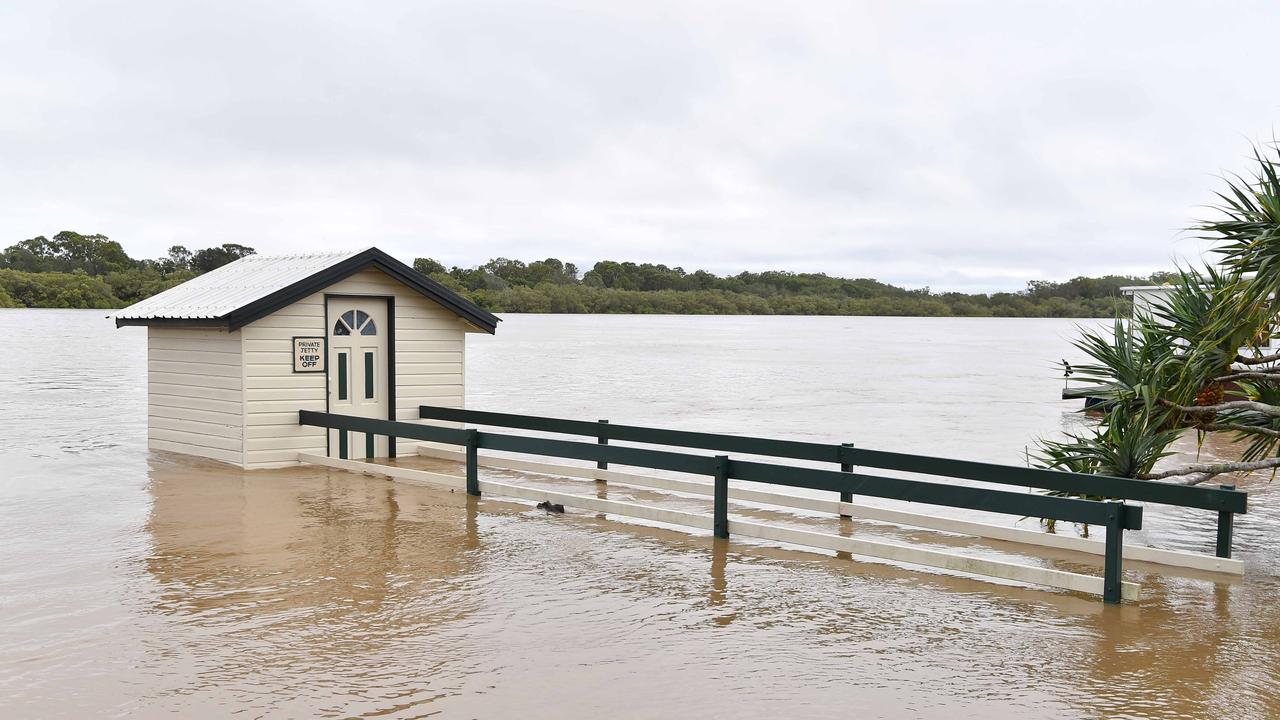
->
2, 310, 1278, 718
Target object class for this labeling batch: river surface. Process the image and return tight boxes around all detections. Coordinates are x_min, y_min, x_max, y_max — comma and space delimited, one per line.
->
1, 310, 1278, 719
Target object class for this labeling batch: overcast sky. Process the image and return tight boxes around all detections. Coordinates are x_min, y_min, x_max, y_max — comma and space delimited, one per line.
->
1, 1, 1277, 291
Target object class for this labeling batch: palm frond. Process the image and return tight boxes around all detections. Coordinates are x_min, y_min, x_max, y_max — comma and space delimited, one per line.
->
1203, 141, 1280, 297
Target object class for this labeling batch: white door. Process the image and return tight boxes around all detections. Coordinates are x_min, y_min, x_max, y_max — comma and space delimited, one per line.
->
327, 297, 390, 459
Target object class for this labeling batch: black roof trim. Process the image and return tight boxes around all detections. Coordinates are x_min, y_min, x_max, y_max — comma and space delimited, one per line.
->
114, 316, 225, 328
116, 248, 500, 333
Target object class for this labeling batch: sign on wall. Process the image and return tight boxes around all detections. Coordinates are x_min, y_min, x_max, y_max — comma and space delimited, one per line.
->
292, 336, 325, 373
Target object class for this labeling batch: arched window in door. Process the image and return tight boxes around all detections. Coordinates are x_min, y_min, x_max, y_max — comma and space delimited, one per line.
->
333, 309, 377, 336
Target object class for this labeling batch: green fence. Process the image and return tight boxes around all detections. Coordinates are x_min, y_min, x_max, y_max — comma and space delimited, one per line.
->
293, 407, 1240, 604
417, 405, 1247, 561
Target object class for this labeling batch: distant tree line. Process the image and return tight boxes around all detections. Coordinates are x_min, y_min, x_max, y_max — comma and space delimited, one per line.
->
0, 231, 1166, 317
0, 231, 255, 308
413, 256, 1172, 317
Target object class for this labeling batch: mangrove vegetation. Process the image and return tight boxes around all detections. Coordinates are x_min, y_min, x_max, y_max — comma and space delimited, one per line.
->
0, 230, 1166, 317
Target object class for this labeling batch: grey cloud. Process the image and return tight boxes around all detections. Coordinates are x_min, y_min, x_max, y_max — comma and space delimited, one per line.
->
1, 0, 1277, 291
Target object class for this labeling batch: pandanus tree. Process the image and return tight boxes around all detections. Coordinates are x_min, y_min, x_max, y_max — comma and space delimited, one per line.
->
1037, 142, 1280, 486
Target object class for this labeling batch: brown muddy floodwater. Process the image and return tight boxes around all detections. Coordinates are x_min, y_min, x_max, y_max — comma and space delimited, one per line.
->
1, 310, 1279, 719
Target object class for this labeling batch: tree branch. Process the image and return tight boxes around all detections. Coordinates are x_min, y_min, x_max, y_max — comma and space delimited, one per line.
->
1158, 398, 1280, 417
1215, 371, 1280, 383
1140, 456, 1280, 484
1198, 423, 1280, 438
1236, 352, 1280, 365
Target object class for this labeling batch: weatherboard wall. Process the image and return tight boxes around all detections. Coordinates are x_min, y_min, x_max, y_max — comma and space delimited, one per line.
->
147, 326, 246, 465
241, 267, 468, 469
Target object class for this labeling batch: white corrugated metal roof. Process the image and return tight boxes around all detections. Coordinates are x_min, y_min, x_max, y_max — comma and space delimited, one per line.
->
115, 248, 369, 320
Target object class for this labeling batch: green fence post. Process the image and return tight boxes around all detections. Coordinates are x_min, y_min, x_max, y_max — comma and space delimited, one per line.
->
596, 419, 609, 476
1216, 484, 1235, 559
465, 429, 480, 497
713, 455, 730, 539
338, 430, 348, 460
365, 432, 375, 459
1103, 502, 1125, 604
838, 442, 854, 519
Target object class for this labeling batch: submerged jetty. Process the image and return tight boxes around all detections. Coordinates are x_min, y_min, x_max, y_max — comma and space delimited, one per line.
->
114, 249, 1248, 605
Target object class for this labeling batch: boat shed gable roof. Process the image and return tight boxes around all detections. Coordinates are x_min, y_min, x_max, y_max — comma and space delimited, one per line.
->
114, 247, 499, 333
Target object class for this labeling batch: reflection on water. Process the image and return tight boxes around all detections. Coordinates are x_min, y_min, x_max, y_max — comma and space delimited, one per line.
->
2, 310, 1280, 718
141, 459, 490, 716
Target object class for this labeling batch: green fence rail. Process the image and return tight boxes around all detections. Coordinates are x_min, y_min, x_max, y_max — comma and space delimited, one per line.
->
301, 408, 1157, 603
417, 405, 1247, 560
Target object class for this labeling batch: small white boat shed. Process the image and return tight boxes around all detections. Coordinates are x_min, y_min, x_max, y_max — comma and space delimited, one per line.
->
115, 247, 499, 469
1119, 284, 1173, 320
